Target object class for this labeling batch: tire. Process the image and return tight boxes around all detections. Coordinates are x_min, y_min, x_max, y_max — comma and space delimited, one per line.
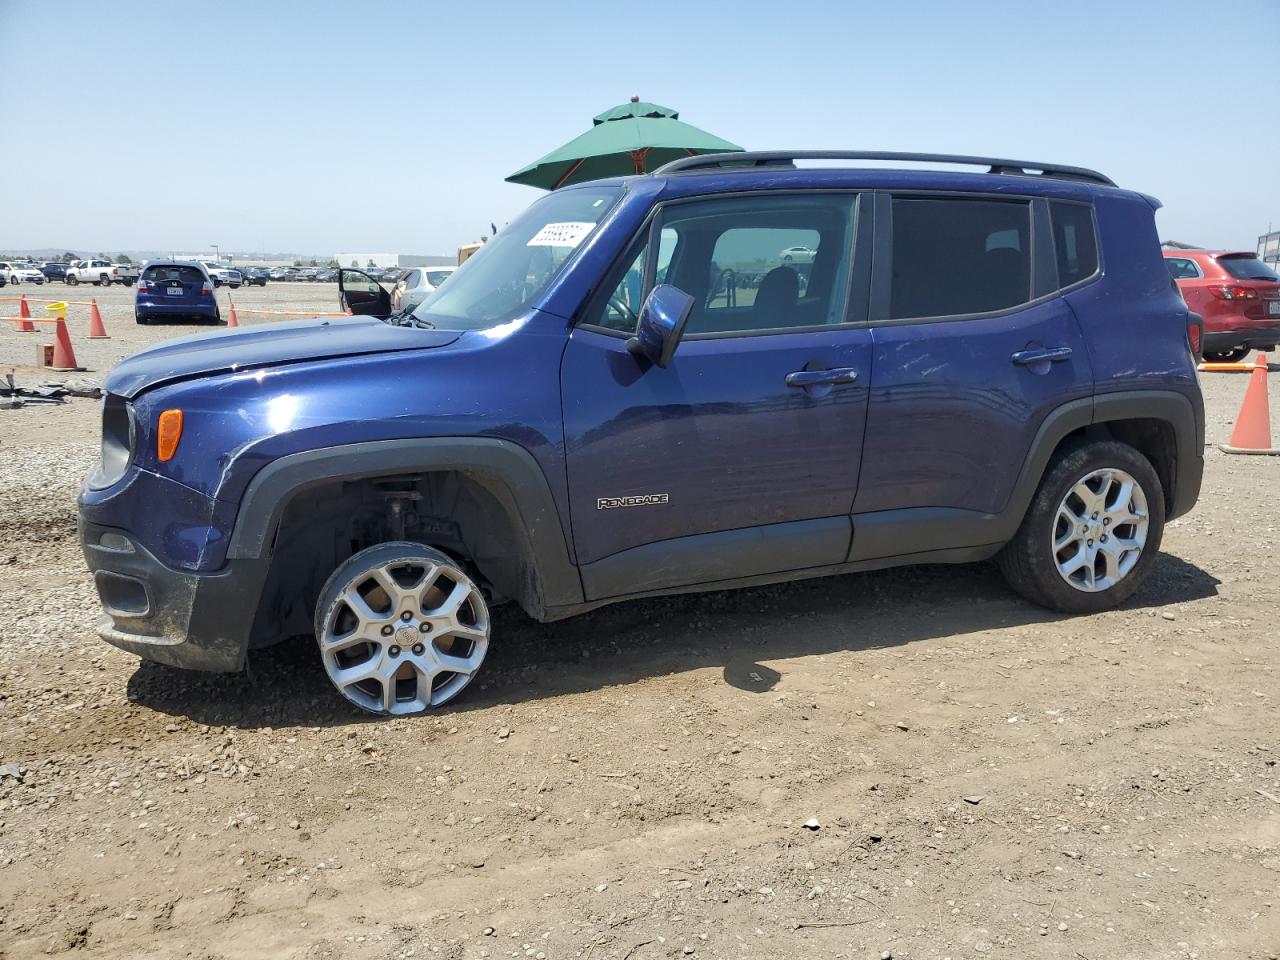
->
124, 280, 134, 287
998, 440, 1165, 614
135, 311, 150, 325
8, 276, 16, 286
98, 275, 110, 286
1203, 347, 1249, 363
314, 542, 491, 716
67, 274, 78, 285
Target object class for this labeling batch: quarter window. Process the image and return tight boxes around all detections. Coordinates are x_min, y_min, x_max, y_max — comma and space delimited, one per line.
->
1164, 257, 1200, 280
1050, 201, 1099, 287
889, 197, 1032, 319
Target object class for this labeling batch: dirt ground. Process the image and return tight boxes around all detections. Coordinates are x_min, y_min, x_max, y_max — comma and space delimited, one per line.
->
1, 283, 1278, 960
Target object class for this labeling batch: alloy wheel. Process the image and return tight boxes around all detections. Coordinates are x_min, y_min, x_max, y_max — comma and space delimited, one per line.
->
318, 553, 489, 714
1052, 467, 1149, 592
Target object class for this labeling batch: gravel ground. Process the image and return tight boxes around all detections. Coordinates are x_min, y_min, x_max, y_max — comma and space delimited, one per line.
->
1, 289, 1278, 960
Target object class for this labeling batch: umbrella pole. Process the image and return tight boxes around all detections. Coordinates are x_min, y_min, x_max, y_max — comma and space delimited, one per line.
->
551, 157, 587, 190
630, 148, 652, 174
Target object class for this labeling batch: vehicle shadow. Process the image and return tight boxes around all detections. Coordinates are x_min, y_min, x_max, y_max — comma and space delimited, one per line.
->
124, 551, 1219, 729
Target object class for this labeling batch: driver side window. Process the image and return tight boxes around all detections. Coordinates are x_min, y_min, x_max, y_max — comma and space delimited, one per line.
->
594, 228, 677, 333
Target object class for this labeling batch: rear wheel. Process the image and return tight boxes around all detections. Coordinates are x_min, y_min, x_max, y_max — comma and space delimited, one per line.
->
135, 311, 150, 325
1203, 347, 1249, 363
998, 440, 1164, 614
315, 542, 490, 715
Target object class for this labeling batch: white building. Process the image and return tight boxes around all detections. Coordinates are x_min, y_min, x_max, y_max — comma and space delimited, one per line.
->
334, 253, 452, 270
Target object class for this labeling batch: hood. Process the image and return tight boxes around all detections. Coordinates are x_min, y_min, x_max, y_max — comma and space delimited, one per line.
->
107, 315, 461, 399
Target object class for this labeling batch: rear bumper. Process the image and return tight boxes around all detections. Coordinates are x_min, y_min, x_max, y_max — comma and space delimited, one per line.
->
136, 299, 219, 318
81, 520, 269, 672
1203, 325, 1280, 352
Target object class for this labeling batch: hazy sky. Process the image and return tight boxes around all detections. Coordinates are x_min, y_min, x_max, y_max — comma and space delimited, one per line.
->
2, 0, 1277, 256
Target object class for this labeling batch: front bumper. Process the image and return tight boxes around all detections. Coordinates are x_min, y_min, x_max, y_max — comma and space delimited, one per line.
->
81, 520, 269, 672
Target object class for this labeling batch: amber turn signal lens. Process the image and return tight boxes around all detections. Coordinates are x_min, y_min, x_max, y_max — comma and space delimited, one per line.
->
157, 409, 184, 462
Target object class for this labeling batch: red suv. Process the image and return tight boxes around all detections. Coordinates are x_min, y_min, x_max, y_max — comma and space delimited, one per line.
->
1164, 249, 1280, 362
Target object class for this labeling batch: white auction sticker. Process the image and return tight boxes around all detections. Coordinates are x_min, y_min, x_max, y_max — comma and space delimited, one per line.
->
526, 221, 596, 248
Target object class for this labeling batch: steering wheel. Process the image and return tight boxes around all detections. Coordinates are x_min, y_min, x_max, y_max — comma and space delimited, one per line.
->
607, 295, 638, 327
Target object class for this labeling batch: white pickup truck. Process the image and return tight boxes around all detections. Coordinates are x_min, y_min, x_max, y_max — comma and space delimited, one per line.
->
199, 261, 243, 288
65, 259, 139, 286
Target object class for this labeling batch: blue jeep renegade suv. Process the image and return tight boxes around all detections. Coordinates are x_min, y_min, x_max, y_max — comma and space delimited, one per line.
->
79, 151, 1205, 716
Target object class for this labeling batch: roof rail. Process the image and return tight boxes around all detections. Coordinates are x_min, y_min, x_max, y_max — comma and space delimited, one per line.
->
654, 150, 1116, 187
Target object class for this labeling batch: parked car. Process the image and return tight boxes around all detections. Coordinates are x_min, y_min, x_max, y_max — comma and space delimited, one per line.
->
294, 267, 320, 282
240, 268, 269, 286
1163, 249, 1280, 362
39, 262, 68, 282
133, 260, 220, 325
779, 245, 817, 264
268, 267, 294, 281
391, 265, 456, 311
315, 268, 338, 282
1, 261, 46, 285
198, 261, 242, 288
66, 259, 138, 286
82, 149, 1204, 717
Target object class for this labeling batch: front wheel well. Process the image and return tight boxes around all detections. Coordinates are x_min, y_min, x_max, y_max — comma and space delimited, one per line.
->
1048, 417, 1178, 515
247, 471, 538, 650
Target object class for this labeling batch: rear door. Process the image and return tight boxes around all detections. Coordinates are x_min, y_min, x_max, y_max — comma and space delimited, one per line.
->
851, 193, 1095, 556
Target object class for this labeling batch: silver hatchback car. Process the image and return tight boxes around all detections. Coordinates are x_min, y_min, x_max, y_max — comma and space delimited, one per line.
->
391, 266, 456, 311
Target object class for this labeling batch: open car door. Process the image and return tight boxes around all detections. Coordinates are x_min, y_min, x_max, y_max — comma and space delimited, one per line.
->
339, 268, 392, 317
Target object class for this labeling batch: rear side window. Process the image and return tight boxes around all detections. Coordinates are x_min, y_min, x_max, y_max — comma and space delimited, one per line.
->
1217, 255, 1278, 281
143, 266, 204, 284
889, 197, 1031, 319
1164, 257, 1200, 280
1050, 201, 1098, 288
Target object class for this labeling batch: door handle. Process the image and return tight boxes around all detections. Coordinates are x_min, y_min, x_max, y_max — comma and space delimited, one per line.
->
785, 367, 859, 388
1010, 346, 1073, 366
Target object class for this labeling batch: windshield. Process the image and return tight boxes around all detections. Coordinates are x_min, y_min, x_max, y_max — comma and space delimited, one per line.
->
1218, 255, 1278, 281
412, 185, 623, 330
424, 270, 454, 287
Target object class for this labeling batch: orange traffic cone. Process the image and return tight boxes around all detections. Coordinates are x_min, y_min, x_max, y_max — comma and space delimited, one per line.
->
47, 318, 82, 371
1220, 353, 1280, 455
227, 301, 239, 328
87, 298, 109, 338
16, 295, 34, 332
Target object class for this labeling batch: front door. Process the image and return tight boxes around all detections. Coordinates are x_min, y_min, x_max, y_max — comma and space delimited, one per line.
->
561, 192, 874, 600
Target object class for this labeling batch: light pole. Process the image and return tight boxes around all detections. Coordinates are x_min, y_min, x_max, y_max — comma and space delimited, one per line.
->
211, 244, 219, 263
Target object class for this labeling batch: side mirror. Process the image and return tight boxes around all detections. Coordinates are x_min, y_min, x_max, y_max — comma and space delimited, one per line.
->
627, 284, 694, 368
339, 268, 392, 317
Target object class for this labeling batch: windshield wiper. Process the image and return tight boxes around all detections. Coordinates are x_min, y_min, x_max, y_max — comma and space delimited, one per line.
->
383, 308, 434, 329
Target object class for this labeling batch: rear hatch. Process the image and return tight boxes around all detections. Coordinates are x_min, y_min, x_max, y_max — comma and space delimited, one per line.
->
1215, 254, 1280, 321
139, 264, 206, 305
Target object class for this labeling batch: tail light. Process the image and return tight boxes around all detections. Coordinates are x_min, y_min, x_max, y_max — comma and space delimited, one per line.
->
1208, 284, 1258, 301
136, 279, 150, 294
200, 281, 213, 297
1187, 318, 1201, 355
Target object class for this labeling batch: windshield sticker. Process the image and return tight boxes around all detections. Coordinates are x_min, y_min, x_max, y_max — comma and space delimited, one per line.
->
526, 221, 596, 248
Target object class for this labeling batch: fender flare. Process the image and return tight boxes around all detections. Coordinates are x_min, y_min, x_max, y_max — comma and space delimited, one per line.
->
1006, 388, 1203, 530
224, 437, 584, 613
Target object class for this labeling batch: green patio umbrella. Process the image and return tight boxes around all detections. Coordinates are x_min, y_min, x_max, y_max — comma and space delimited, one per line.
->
506, 97, 743, 190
